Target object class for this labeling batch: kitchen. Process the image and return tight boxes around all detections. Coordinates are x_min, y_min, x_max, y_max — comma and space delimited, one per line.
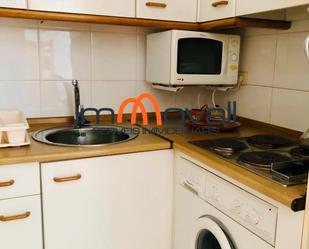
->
0, 1, 308, 249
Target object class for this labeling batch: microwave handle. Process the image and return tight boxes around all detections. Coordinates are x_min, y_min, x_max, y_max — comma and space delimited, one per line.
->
305, 34, 309, 59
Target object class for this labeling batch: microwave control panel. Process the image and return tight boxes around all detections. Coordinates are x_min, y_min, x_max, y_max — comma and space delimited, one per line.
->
226, 36, 240, 85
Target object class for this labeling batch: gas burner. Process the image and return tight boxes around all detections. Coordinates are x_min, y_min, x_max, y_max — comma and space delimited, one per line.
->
291, 146, 309, 158
210, 138, 248, 157
238, 151, 291, 170
247, 135, 293, 149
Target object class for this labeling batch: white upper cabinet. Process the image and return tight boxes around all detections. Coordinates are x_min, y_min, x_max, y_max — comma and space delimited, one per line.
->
199, 0, 236, 22
0, 0, 27, 9
136, 0, 197, 22
236, 0, 309, 16
41, 150, 173, 249
28, 0, 135, 17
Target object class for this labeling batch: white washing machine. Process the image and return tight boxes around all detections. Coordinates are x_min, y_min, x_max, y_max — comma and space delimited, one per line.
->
173, 154, 279, 249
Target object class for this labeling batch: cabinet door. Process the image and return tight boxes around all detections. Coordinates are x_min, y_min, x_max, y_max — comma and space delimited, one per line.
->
0, 0, 27, 8
199, 0, 235, 22
41, 150, 173, 249
136, 0, 197, 22
28, 0, 135, 17
236, 0, 309, 16
0, 196, 43, 249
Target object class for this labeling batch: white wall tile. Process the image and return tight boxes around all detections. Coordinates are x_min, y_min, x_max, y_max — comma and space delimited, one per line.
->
39, 29, 91, 80
215, 89, 239, 109
92, 32, 137, 80
175, 87, 207, 109
91, 24, 138, 34
240, 35, 277, 86
271, 88, 309, 132
137, 34, 146, 81
0, 18, 39, 28
136, 81, 175, 112
237, 85, 272, 123
0, 81, 40, 117
0, 26, 39, 80
274, 32, 309, 91
41, 81, 91, 117
39, 20, 91, 31
92, 81, 137, 113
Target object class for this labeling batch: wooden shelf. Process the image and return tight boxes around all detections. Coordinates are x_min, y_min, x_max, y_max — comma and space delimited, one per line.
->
0, 7, 291, 31
199, 17, 291, 30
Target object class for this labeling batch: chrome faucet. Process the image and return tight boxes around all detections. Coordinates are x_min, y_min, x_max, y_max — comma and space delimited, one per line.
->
72, 79, 84, 128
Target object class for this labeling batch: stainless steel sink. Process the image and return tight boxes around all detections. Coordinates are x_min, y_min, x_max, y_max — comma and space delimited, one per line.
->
32, 125, 138, 147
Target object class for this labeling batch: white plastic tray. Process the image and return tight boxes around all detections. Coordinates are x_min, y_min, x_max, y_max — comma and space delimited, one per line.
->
0, 111, 30, 148
0, 133, 30, 148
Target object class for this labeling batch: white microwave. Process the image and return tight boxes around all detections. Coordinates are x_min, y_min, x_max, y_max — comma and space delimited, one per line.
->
146, 30, 240, 86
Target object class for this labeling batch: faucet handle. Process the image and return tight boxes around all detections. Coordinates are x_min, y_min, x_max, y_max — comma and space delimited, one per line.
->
72, 79, 79, 86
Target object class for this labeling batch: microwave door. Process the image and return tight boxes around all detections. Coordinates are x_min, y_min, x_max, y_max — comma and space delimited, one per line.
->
172, 37, 228, 85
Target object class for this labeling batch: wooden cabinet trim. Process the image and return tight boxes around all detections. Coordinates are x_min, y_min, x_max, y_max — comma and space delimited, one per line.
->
0, 8, 291, 31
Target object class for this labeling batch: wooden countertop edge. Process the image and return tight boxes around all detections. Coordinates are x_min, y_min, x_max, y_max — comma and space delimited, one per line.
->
0, 141, 171, 165
173, 143, 306, 209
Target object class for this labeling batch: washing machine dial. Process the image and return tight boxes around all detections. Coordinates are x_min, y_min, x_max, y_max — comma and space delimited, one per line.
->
245, 212, 260, 226
231, 199, 242, 214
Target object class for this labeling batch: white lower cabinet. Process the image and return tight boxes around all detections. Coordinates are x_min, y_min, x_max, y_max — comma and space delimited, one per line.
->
136, 0, 197, 22
41, 150, 173, 249
0, 195, 43, 249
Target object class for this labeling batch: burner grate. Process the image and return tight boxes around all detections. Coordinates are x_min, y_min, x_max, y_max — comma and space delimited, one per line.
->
247, 135, 293, 149
238, 151, 291, 170
291, 146, 309, 158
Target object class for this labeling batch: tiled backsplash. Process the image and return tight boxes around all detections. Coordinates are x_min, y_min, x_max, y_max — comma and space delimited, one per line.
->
1, 9, 309, 132
217, 7, 309, 132
0, 18, 204, 118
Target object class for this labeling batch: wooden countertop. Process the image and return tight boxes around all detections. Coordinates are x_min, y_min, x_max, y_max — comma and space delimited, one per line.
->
0, 117, 306, 210
138, 119, 307, 210
0, 123, 171, 165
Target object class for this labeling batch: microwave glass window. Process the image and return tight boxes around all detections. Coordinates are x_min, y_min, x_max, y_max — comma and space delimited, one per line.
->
177, 38, 223, 75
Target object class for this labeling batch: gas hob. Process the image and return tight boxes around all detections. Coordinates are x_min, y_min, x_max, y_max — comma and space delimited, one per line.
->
189, 135, 309, 187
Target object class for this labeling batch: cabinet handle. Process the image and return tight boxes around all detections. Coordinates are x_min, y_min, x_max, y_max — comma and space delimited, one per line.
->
212, 0, 229, 7
0, 179, 15, 188
53, 174, 82, 183
145, 2, 167, 8
0, 211, 31, 222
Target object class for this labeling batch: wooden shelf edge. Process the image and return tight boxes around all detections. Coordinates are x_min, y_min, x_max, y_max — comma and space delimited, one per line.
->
0, 8, 292, 31
0, 7, 199, 30
199, 17, 291, 30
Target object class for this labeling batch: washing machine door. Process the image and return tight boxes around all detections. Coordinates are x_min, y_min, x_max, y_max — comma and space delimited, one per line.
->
192, 216, 235, 249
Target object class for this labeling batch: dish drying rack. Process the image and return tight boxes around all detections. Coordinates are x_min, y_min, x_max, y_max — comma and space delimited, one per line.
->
0, 111, 30, 148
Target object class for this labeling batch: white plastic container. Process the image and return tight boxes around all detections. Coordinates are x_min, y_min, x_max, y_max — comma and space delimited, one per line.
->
0, 111, 30, 147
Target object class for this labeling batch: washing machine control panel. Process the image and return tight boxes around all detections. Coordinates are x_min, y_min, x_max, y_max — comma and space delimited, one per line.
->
205, 174, 278, 246
177, 156, 278, 247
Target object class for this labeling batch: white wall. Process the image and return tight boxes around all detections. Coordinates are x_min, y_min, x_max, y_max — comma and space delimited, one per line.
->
216, 6, 309, 132
1, 9, 309, 133
0, 17, 206, 118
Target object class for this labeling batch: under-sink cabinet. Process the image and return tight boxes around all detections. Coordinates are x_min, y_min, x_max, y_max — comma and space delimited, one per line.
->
41, 150, 173, 249
0, 163, 43, 249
